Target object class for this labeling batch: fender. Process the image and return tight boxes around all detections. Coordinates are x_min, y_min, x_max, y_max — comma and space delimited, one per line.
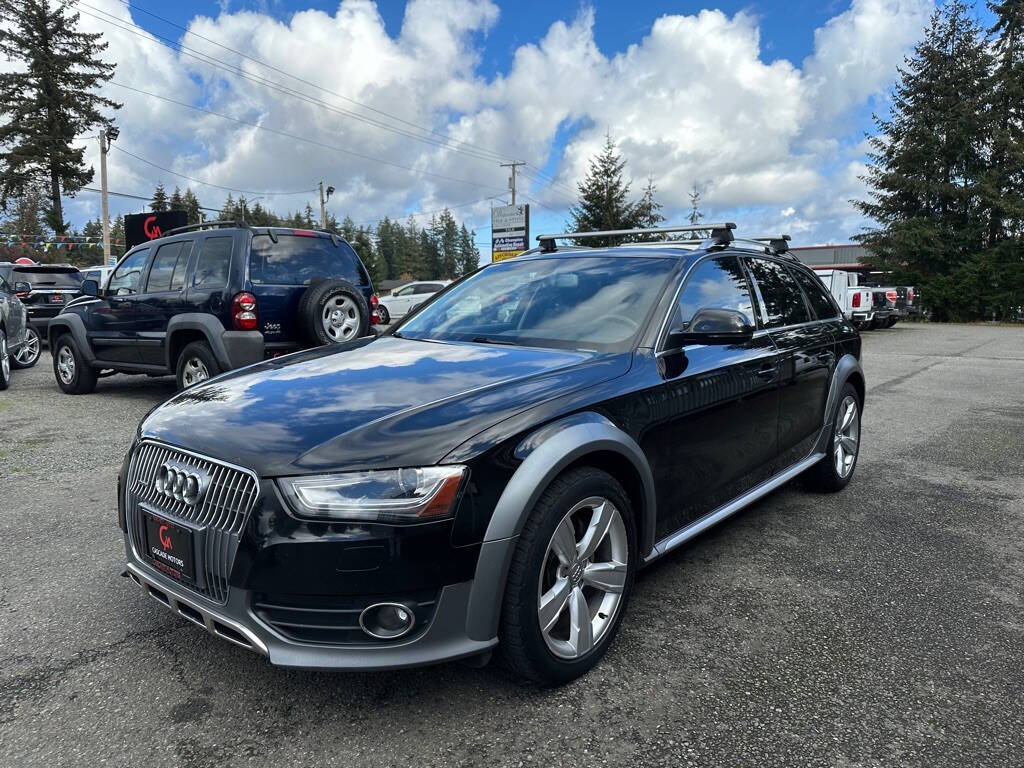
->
815, 353, 865, 454
464, 412, 656, 642
46, 312, 96, 364
166, 314, 242, 371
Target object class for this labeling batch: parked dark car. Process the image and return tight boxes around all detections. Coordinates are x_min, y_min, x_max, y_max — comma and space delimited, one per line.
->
0, 262, 81, 368
48, 222, 376, 394
0, 270, 36, 389
118, 223, 865, 686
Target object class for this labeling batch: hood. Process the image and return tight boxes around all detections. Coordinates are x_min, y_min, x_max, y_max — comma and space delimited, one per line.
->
140, 335, 630, 476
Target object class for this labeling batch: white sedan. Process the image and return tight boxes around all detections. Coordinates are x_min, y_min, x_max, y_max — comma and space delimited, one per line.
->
377, 281, 450, 323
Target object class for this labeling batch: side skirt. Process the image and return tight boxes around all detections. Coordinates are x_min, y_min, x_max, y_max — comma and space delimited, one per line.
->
645, 449, 825, 564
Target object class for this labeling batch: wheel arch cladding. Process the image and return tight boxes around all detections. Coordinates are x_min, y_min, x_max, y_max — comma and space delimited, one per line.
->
166, 314, 230, 370
464, 412, 656, 642
47, 314, 95, 363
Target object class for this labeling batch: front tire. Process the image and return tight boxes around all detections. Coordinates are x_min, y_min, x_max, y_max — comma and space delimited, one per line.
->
499, 467, 636, 686
52, 334, 97, 395
11, 325, 40, 369
0, 329, 11, 390
804, 382, 861, 492
175, 341, 221, 391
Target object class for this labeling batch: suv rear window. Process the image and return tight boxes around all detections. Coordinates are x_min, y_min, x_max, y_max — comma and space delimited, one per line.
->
14, 268, 83, 288
249, 234, 365, 286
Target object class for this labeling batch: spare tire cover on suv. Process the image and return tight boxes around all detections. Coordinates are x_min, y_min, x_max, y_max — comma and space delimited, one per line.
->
298, 279, 369, 345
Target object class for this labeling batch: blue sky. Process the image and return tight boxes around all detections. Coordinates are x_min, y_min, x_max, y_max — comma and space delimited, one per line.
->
59, 0, 983, 253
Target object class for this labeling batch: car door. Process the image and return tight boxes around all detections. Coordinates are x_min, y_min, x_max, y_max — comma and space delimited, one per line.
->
387, 284, 417, 316
0, 275, 27, 345
90, 247, 153, 363
135, 239, 195, 365
744, 257, 836, 469
643, 255, 781, 540
184, 234, 234, 321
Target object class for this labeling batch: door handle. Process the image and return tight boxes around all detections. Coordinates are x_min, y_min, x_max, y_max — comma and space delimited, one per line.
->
755, 364, 777, 381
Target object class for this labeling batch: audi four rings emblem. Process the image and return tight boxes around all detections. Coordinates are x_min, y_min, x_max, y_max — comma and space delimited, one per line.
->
154, 461, 209, 506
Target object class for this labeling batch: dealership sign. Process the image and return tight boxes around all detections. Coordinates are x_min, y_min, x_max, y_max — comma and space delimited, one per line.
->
125, 211, 189, 250
491, 204, 529, 262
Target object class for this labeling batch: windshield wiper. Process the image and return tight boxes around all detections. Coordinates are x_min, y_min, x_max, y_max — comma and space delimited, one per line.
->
471, 335, 517, 346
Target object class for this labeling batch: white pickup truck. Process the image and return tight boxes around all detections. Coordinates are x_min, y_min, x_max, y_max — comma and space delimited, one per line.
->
813, 268, 877, 329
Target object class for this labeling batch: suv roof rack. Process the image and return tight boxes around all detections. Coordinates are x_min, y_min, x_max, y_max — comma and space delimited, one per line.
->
748, 234, 792, 254
162, 220, 249, 238
536, 223, 736, 253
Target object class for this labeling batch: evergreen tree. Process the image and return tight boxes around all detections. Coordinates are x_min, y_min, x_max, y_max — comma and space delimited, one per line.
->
633, 177, 665, 241
168, 186, 184, 211
404, 215, 424, 277
81, 217, 102, 239
303, 203, 315, 228
456, 223, 479, 277
0, 0, 120, 233
854, 0, 995, 320
150, 183, 169, 212
182, 188, 203, 224
686, 183, 705, 238
1, 187, 49, 238
110, 213, 125, 255
568, 133, 637, 246
376, 216, 397, 279
341, 215, 357, 242
424, 215, 443, 279
438, 208, 459, 277
985, 0, 1024, 242
220, 194, 236, 221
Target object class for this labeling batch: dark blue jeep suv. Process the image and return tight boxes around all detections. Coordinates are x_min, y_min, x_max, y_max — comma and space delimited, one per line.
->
118, 223, 865, 686
49, 222, 375, 393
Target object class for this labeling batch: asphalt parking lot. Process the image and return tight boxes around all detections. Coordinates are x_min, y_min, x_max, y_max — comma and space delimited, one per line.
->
1, 323, 1023, 767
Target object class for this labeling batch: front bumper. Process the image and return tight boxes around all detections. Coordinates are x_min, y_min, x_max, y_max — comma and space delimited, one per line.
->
124, 560, 495, 669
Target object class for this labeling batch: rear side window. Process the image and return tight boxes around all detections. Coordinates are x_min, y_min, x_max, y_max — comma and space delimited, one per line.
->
790, 267, 840, 319
146, 241, 192, 293
675, 256, 756, 329
15, 269, 83, 288
0, 276, 10, 292
745, 258, 811, 328
108, 249, 151, 296
249, 234, 364, 286
193, 237, 233, 289
415, 283, 444, 293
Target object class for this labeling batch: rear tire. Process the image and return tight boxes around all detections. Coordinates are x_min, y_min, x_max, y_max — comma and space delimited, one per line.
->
52, 334, 97, 395
885, 316, 898, 328
175, 341, 221, 391
376, 303, 391, 325
11, 325, 40, 369
298, 279, 369, 346
0, 329, 11, 391
499, 467, 636, 687
804, 382, 861, 492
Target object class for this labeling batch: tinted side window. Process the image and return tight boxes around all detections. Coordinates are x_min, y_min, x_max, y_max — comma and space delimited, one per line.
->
0, 276, 10, 292
675, 256, 755, 329
416, 283, 443, 293
745, 258, 810, 328
193, 237, 233, 289
108, 249, 151, 296
146, 241, 192, 293
790, 267, 840, 319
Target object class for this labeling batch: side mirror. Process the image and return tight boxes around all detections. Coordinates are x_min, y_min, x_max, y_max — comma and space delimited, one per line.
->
81, 279, 99, 297
14, 281, 31, 294
668, 308, 755, 347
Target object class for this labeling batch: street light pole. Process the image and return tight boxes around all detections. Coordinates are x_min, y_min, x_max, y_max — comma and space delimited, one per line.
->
318, 181, 335, 229
99, 133, 111, 264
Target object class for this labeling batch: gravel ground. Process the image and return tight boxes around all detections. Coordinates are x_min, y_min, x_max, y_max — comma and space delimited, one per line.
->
1, 323, 1023, 767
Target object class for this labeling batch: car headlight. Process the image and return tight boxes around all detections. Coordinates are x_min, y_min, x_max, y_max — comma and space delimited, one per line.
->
278, 466, 466, 523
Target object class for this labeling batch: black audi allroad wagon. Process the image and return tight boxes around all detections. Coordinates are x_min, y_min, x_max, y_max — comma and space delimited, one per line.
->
119, 223, 864, 685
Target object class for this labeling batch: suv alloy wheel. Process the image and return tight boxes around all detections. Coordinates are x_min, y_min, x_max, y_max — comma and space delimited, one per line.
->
0, 329, 10, 390
11, 325, 40, 369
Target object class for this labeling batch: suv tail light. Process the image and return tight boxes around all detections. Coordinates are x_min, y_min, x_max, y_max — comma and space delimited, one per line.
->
886, 290, 898, 304
907, 288, 915, 303
852, 292, 861, 308
292, 229, 317, 238
232, 292, 258, 331
370, 294, 381, 324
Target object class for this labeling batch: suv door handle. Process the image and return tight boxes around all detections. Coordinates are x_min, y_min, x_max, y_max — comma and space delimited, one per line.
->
755, 364, 777, 381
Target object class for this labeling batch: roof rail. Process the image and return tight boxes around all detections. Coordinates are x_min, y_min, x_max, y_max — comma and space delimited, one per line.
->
162, 220, 249, 238
536, 223, 736, 253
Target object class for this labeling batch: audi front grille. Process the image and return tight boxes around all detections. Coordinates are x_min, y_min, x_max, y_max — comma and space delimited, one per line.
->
125, 441, 259, 603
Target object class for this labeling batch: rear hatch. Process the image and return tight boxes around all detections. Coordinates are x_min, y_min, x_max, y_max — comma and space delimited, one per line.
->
15, 266, 83, 317
246, 230, 372, 346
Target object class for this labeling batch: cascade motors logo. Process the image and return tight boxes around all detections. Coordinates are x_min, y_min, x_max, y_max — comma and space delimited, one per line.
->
143, 216, 162, 240
158, 524, 173, 551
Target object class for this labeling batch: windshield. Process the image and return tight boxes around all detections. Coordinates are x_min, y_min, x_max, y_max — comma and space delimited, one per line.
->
396, 256, 677, 351
249, 234, 366, 286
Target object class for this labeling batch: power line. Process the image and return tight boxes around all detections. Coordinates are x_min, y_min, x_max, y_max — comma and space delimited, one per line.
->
91, 0, 516, 164
111, 145, 318, 196
107, 81, 508, 194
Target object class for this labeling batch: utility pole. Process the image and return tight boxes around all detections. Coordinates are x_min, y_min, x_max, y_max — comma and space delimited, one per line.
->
499, 161, 525, 205
318, 181, 334, 229
99, 132, 111, 264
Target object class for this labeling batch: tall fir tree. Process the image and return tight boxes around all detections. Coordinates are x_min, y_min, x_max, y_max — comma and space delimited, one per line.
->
438, 208, 459, 277
220, 194, 236, 220
687, 183, 705, 238
150, 183, 169, 212
0, 0, 120, 233
456, 223, 479, 277
568, 133, 637, 246
632, 177, 665, 241
168, 186, 184, 211
854, 0, 994, 320
985, 0, 1024, 241
424, 215, 443, 278
182, 188, 203, 224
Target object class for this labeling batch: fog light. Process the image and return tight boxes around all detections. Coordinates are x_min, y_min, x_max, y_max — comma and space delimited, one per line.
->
359, 602, 416, 640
